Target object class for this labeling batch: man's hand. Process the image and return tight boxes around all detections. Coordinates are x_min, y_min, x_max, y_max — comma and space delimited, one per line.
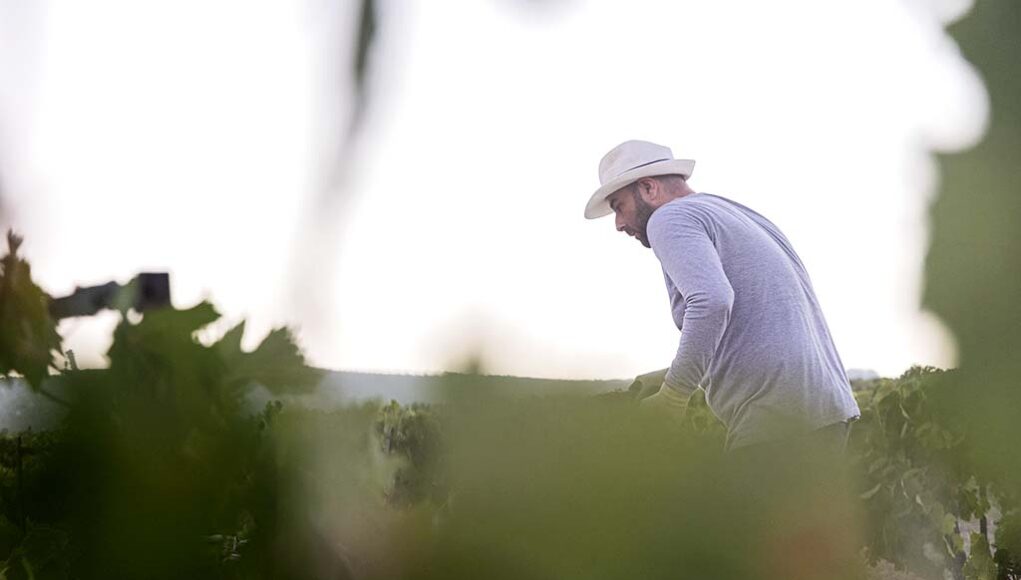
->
629, 368, 669, 401
640, 385, 690, 422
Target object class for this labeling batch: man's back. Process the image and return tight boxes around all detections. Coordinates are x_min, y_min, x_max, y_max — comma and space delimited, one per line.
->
647, 192, 860, 450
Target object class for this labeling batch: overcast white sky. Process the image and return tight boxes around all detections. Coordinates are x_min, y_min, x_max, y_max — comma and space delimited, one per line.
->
0, 0, 984, 380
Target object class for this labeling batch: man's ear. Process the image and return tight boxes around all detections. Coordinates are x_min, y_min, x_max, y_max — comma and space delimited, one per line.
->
636, 178, 658, 203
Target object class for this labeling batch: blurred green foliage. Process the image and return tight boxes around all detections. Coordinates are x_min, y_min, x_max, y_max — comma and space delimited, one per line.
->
849, 367, 1018, 579
2, 234, 1020, 579
924, 0, 1021, 492
376, 385, 866, 580
0, 235, 328, 577
0, 232, 61, 388
375, 401, 447, 507
995, 513, 1021, 578
0, 0, 1017, 575
373, 366, 1021, 580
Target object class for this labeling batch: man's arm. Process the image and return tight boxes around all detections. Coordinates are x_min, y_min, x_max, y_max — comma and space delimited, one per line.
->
647, 203, 735, 399
629, 368, 669, 401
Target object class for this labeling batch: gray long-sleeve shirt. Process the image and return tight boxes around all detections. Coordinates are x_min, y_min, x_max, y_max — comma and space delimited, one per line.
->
647, 192, 860, 450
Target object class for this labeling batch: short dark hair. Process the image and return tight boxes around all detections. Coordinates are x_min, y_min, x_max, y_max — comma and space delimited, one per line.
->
628, 174, 687, 196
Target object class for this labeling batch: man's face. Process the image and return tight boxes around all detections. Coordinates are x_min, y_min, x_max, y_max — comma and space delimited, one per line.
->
608, 185, 656, 248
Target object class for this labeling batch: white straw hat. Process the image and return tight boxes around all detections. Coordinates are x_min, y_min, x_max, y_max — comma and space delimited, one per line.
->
584, 140, 696, 219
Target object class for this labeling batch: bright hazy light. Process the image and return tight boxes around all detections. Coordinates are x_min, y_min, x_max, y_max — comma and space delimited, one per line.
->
0, 0, 985, 380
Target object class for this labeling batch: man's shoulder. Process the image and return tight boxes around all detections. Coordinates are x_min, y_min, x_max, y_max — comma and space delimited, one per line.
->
662, 192, 730, 212
649, 193, 718, 227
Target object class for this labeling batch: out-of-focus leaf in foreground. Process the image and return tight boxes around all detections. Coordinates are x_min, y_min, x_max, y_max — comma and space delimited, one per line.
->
0, 231, 60, 388
27, 302, 329, 578
387, 385, 865, 580
216, 322, 324, 396
924, 0, 1021, 490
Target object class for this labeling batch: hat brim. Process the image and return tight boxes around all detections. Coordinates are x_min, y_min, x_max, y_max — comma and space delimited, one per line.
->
584, 159, 696, 219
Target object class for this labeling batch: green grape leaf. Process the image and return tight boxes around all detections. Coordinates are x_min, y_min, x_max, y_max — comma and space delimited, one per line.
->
942, 513, 957, 536
220, 326, 323, 395
214, 320, 246, 360
0, 231, 62, 388
107, 301, 221, 373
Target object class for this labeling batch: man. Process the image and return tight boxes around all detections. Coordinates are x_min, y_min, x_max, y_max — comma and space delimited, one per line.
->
586, 140, 860, 453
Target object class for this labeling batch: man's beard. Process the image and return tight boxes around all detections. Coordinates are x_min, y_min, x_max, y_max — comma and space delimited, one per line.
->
633, 191, 655, 248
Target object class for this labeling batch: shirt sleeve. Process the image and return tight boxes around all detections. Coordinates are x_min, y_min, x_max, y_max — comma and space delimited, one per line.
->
647, 202, 735, 397
663, 266, 686, 332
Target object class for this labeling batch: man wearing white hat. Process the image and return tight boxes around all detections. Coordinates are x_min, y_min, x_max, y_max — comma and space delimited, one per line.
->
587, 140, 860, 452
